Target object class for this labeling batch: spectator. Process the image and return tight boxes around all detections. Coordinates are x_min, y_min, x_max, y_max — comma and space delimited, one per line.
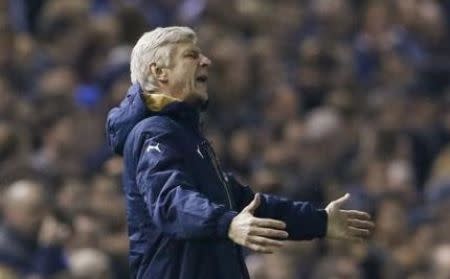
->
0, 180, 68, 277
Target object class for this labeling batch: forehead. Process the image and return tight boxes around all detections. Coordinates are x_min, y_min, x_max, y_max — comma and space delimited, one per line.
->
174, 41, 200, 54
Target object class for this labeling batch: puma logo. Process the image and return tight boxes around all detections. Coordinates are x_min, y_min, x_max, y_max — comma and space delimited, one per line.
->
146, 143, 161, 153
197, 145, 204, 159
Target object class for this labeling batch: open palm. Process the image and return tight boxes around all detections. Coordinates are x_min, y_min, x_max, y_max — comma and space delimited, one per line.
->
325, 194, 375, 242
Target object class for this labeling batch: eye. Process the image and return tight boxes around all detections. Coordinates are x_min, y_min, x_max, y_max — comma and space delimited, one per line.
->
186, 52, 199, 59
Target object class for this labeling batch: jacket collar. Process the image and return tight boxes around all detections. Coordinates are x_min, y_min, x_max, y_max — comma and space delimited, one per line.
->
142, 92, 204, 131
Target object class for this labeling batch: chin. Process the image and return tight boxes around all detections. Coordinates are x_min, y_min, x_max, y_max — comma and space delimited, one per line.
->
186, 91, 208, 105
199, 91, 208, 102
194, 90, 208, 102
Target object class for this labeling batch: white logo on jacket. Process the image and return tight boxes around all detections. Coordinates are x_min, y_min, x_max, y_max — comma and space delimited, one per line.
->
146, 143, 161, 153
196, 145, 204, 159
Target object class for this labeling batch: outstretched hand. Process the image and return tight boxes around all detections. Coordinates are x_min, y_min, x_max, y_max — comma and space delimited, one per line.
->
228, 194, 289, 253
325, 193, 375, 242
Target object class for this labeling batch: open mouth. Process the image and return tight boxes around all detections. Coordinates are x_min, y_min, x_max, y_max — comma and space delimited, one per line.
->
196, 75, 208, 83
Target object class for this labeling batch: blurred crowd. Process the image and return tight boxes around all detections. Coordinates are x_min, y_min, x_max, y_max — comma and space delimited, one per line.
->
0, 0, 449, 278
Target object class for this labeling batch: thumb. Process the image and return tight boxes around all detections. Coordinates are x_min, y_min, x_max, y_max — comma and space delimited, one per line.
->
332, 193, 350, 208
242, 193, 261, 213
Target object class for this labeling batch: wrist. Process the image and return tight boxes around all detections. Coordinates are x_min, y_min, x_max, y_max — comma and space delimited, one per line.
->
317, 209, 328, 238
217, 211, 239, 239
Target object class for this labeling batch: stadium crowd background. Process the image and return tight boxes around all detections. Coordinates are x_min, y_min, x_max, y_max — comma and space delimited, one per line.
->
0, 0, 449, 278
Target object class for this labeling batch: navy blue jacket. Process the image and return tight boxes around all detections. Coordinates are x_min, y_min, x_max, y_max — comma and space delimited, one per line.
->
106, 84, 328, 279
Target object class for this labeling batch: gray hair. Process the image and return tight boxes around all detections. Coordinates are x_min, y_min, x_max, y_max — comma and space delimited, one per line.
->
130, 26, 197, 92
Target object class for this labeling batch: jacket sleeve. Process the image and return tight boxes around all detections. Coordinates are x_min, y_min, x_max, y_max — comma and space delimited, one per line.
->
106, 84, 149, 155
135, 126, 238, 240
226, 173, 328, 240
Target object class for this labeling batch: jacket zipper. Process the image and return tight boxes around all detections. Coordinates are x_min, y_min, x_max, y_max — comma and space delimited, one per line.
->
201, 141, 247, 278
202, 141, 234, 210
202, 141, 248, 278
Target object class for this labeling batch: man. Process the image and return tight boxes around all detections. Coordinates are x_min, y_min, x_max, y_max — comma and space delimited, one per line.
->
0, 180, 68, 278
106, 26, 374, 279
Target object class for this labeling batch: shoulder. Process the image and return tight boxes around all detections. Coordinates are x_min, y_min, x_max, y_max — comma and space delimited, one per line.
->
125, 116, 186, 156
0, 225, 16, 251
0, 225, 28, 267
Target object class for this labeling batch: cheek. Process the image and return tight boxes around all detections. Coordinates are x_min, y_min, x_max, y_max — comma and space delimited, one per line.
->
174, 65, 194, 81
184, 61, 197, 75
188, 66, 197, 79
187, 68, 197, 86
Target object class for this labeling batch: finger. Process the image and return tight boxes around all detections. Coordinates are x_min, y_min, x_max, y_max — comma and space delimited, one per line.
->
248, 236, 284, 248
348, 227, 371, 238
332, 193, 350, 208
242, 193, 261, 213
348, 219, 375, 230
250, 227, 289, 239
345, 210, 371, 220
247, 243, 274, 254
252, 217, 286, 229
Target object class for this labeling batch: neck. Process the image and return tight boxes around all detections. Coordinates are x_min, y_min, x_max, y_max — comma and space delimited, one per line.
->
143, 90, 206, 111
141, 91, 181, 112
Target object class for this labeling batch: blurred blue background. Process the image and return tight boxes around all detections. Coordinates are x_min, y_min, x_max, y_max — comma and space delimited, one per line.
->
0, 0, 449, 278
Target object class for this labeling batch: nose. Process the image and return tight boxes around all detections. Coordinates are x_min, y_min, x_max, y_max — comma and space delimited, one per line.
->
199, 54, 211, 67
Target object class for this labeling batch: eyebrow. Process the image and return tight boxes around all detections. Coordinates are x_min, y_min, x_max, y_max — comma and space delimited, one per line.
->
184, 48, 201, 55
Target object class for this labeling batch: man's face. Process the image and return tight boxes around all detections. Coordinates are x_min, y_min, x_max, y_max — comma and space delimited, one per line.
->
4, 190, 47, 237
163, 41, 211, 104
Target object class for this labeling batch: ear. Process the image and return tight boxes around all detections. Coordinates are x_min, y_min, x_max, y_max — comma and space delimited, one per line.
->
150, 63, 168, 84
